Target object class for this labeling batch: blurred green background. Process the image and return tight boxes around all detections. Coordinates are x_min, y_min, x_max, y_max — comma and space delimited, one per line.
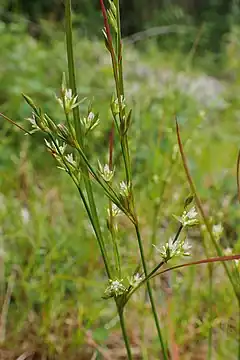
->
0, 0, 240, 359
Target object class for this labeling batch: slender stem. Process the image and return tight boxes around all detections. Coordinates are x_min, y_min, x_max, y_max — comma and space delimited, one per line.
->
207, 264, 213, 360
117, 306, 133, 360
65, 0, 111, 278
237, 149, 240, 202
65, 4, 133, 359
135, 224, 168, 359
238, 299, 240, 360
176, 119, 239, 298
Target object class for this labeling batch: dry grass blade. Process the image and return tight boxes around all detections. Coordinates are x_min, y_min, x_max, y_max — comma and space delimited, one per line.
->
0, 271, 16, 344
16, 351, 35, 360
0, 112, 30, 135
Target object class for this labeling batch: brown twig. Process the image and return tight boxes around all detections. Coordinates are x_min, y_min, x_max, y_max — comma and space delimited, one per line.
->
237, 149, 240, 202
0, 112, 30, 135
153, 254, 240, 279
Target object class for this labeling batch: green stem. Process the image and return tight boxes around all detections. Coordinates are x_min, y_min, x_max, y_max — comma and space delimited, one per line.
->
117, 306, 133, 360
176, 119, 239, 298
207, 264, 213, 360
238, 299, 240, 360
135, 224, 168, 359
65, 0, 111, 278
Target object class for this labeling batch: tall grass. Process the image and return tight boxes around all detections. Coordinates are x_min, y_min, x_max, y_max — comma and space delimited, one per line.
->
1, 0, 240, 359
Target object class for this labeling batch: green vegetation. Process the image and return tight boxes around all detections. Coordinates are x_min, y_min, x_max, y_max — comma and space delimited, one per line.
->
0, 0, 240, 359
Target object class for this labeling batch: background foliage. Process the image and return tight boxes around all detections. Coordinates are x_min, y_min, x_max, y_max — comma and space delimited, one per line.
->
0, 0, 240, 359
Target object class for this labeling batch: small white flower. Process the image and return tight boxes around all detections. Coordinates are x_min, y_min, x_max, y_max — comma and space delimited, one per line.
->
81, 111, 100, 134
65, 89, 72, 100
224, 247, 232, 256
57, 88, 80, 114
174, 206, 198, 227
186, 207, 198, 219
27, 113, 40, 131
112, 95, 126, 115
128, 273, 143, 287
65, 153, 76, 167
44, 139, 67, 155
21, 207, 30, 224
234, 259, 240, 268
212, 224, 223, 240
88, 111, 95, 121
104, 279, 126, 298
119, 181, 130, 197
154, 236, 191, 261
98, 162, 114, 182
108, 203, 121, 217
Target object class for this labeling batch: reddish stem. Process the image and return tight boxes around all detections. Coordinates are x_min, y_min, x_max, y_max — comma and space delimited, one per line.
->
99, 0, 112, 44
154, 254, 240, 278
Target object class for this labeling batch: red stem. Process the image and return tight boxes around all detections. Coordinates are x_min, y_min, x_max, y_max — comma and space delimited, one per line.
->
99, 0, 112, 44
154, 254, 240, 278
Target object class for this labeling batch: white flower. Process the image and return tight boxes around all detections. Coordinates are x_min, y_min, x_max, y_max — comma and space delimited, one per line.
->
104, 279, 126, 298
65, 89, 72, 100
44, 139, 67, 155
81, 111, 100, 134
112, 95, 126, 115
154, 237, 191, 261
27, 113, 40, 131
119, 181, 129, 197
65, 153, 76, 167
98, 162, 114, 182
57, 88, 80, 114
128, 273, 143, 287
212, 224, 223, 240
108, 203, 121, 217
234, 259, 240, 268
174, 206, 198, 227
224, 247, 232, 256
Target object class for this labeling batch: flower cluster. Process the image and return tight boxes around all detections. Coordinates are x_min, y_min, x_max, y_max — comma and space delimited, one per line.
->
119, 181, 130, 197
81, 111, 100, 134
128, 273, 143, 288
212, 223, 223, 240
174, 206, 198, 227
98, 162, 114, 182
57, 88, 80, 114
112, 95, 126, 116
107, 203, 121, 218
154, 237, 191, 262
44, 139, 77, 172
104, 279, 127, 299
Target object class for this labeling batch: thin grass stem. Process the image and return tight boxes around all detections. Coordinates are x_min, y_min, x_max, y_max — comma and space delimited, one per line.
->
117, 307, 133, 360
65, 0, 111, 278
134, 224, 168, 359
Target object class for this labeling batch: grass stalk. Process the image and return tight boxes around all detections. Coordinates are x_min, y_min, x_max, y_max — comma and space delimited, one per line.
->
64, 1, 133, 358
176, 119, 239, 298
207, 264, 213, 360
99, 0, 168, 354
134, 224, 168, 359
117, 307, 133, 360
65, 0, 111, 278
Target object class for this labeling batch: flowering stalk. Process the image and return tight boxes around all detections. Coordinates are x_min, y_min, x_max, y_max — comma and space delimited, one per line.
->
65, 0, 111, 278
99, 1, 168, 357
176, 116, 240, 358
107, 123, 121, 278
175, 118, 239, 298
